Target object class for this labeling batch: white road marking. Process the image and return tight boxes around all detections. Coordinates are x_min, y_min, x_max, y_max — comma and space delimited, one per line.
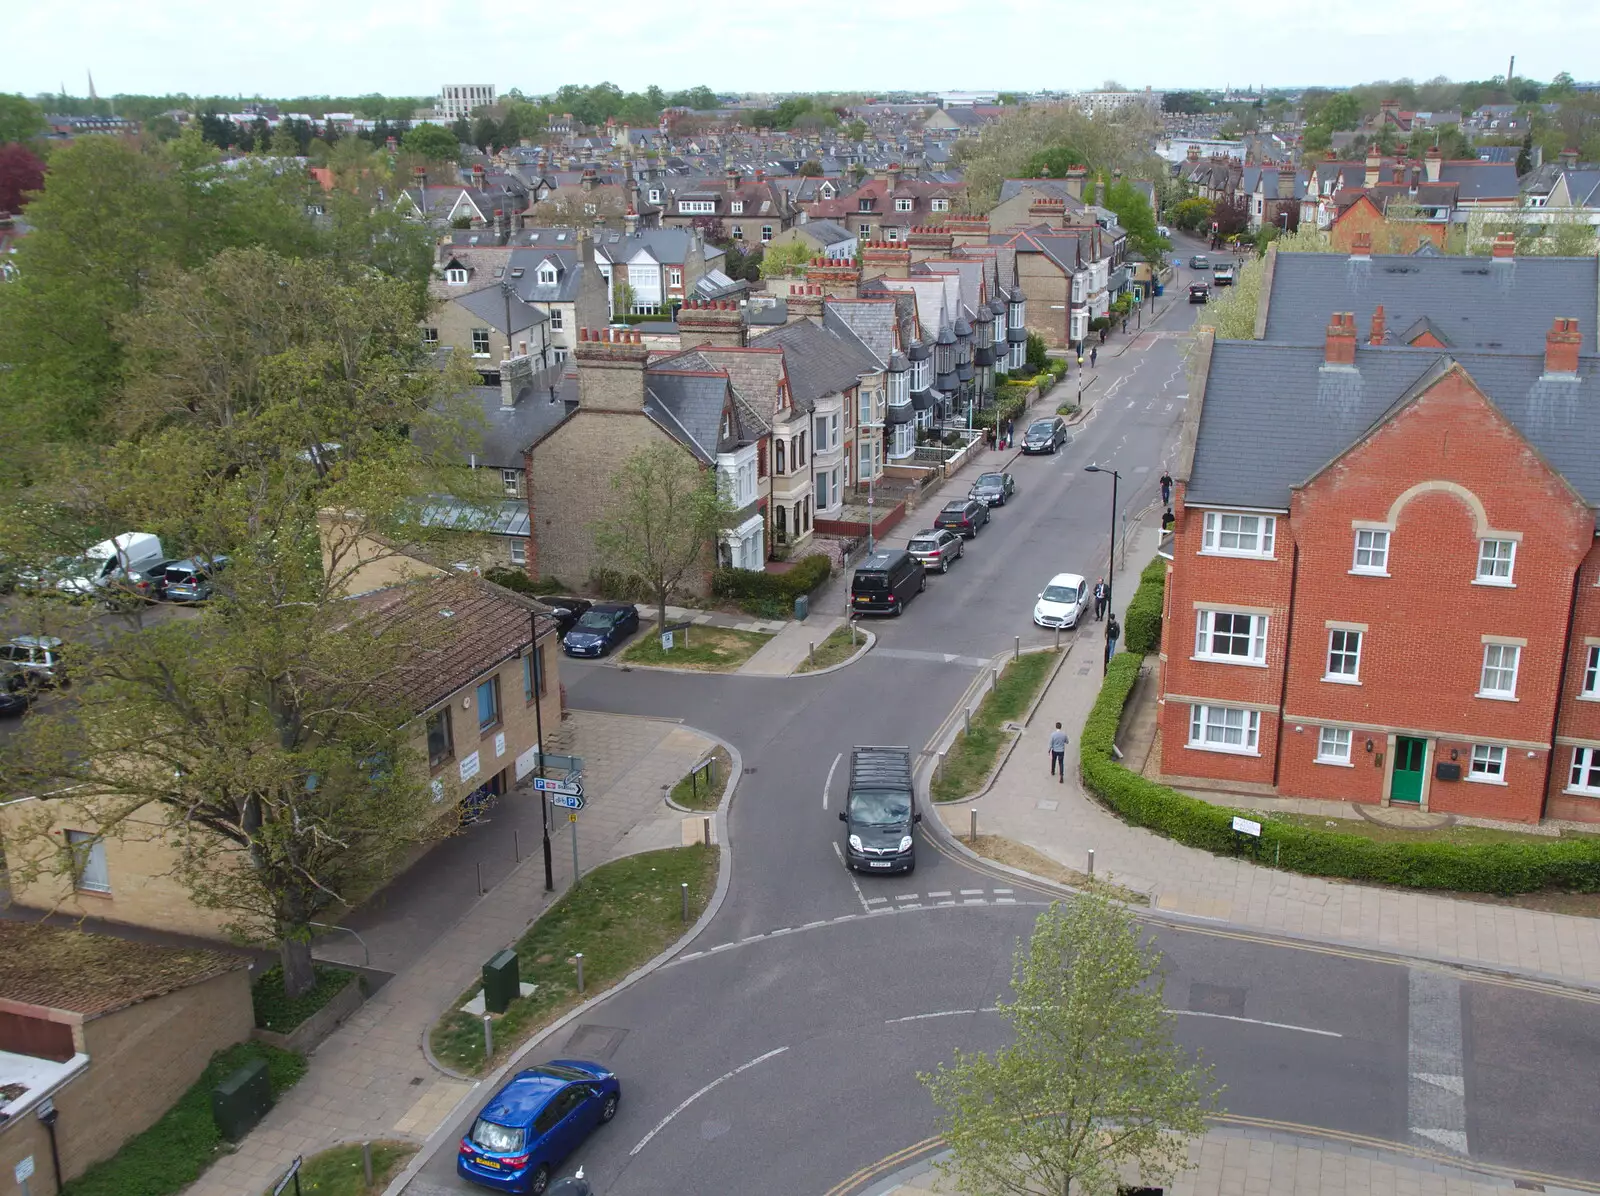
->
768, 926, 795, 937
832, 840, 871, 912
895, 893, 919, 900
679, 951, 703, 961
741, 935, 764, 944
996, 898, 1017, 905
959, 889, 984, 895
708, 942, 737, 953
801, 920, 827, 930
1170, 1009, 1343, 1038
822, 751, 842, 811
899, 902, 923, 909
992, 888, 1013, 894
865, 896, 888, 905
928, 890, 951, 897
629, 1047, 790, 1157
963, 898, 987, 905
936, 900, 957, 907
833, 914, 857, 923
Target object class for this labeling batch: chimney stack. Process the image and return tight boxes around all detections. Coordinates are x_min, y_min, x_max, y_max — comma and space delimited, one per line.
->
861, 240, 912, 280
1369, 304, 1386, 345
677, 298, 749, 348
1350, 232, 1373, 260
472, 163, 485, 186
1559, 148, 1579, 170
1492, 232, 1516, 260
1424, 146, 1442, 183
1325, 312, 1358, 366
1364, 150, 1382, 188
1276, 167, 1294, 200
785, 284, 824, 324
725, 166, 741, 193
573, 327, 650, 412
1064, 165, 1088, 200
580, 167, 597, 193
1545, 317, 1582, 376
413, 166, 427, 214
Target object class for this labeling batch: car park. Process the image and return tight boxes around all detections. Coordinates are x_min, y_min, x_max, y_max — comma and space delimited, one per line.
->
1033, 573, 1090, 629
933, 498, 990, 539
1189, 282, 1210, 304
560, 604, 639, 658
456, 1060, 620, 1194
1020, 416, 1069, 455
0, 636, 66, 687
162, 556, 229, 603
534, 596, 593, 635
906, 528, 964, 574
1190, 254, 1210, 270
968, 471, 1016, 507
850, 549, 925, 615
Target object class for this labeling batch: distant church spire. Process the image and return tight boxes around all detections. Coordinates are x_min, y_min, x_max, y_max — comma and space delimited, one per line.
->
87, 70, 97, 101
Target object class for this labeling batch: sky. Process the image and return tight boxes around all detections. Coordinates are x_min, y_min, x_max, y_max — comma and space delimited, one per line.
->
9, 0, 1600, 99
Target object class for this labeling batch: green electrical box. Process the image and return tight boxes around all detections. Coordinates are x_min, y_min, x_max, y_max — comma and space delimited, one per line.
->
212, 1057, 272, 1141
794, 594, 809, 621
483, 949, 520, 1014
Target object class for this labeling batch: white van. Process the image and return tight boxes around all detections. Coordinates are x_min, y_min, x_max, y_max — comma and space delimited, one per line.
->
55, 533, 166, 596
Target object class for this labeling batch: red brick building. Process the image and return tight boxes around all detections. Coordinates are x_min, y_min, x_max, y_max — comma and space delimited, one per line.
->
1162, 258, 1600, 823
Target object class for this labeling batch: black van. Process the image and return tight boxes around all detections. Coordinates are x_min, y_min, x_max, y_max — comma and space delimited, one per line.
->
840, 745, 919, 874
850, 549, 925, 616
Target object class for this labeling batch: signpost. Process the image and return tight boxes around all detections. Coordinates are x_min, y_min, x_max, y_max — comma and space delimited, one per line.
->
1231, 815, 1262, 860
547, 792, 585, 811
272, 1156, 303, 1196
659, 621, 692, 652
533, 776, 583, 799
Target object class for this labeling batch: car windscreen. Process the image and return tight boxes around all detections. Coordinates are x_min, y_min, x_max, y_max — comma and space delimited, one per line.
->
470, 1118, 525, 1153
1042, 584, 1077, 602
853, 572, 887, 590
976, 474, 1003, 485
848, 788, 911, 825
575, 611, 614, 630
1026, 421, 1054, 437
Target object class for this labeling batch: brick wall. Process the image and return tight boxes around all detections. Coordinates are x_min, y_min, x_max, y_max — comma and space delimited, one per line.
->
1548, 543, 1600, 821
1016, 254, 1072, 347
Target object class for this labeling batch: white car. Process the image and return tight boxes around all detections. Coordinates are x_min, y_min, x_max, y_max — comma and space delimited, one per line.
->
1033, 572, 1089, 629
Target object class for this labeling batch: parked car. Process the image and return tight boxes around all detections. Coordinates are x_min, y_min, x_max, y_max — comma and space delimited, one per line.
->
48, 533, 166, 598
906, 528, 964, 574
1212, 263, 1235, 286
0, 670, 36, 716
456, 1060, 620, 1195
535, 596, 593, 635
850, 549, 925, 616
1190, 254, 1210, 270
101, 558, 182, 610
839, 745, 919, 874
162, 555, 229, 603
933, 498, 990, 539
0, 636, 66, 687
1033, 573, 1090, 629
968, 471, 1016, 507
1020, 416, 1069, 455
561, 604, 639, 658
1189, 282, 1210, 304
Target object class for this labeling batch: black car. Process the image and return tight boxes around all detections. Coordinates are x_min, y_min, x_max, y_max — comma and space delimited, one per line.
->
968, 471, 1016, 507
562, 604, 639, 657
933, 498, 990, 539
535, 595, 593, 635
0, 670, 35, 716
1189, 282, 1210, 304
1020, 416, 1069, 455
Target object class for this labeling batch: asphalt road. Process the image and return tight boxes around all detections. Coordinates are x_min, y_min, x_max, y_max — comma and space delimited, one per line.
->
407, 240, 1600, 1195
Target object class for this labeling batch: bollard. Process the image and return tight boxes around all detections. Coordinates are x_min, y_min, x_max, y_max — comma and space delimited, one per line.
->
964, 707, 972, 736
1055, 625, 1061, 651
809, 640, 816, 663
575, 952, 585, 994
482, 1014, 494, 1060
970, 809, 978, 842
992, 667, 999, 691
1014, 634, 1021, 661
851, 622, 858, 646
681, 881, 689, 922
936, 750, 946, 783
1088, 848, 1095, 876
702, 815, 712, 845
362, 1142, 373, 1188
476, 861, 484, 897
514, 830, 520, 864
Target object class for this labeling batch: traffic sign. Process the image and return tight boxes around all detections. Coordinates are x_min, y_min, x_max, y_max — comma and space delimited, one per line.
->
549, 792, 586, 812
533, 776, 583, 797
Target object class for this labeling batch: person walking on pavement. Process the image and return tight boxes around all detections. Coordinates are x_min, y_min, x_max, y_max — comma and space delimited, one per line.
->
1160, 469, 1173, 507
1093, 577, 1107, 621
1049, 722, 1068, 782
1089, 345, 1098, 368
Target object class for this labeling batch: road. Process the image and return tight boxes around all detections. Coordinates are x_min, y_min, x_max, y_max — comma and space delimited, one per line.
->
405, 240, 1600, 1195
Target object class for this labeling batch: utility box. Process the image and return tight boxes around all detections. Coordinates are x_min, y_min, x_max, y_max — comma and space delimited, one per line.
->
483, 949, 520, 1014
794, 594, 809, 621
212, 1057, 272, 1141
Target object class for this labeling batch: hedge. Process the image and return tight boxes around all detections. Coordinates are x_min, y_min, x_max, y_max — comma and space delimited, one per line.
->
1122, 556, 1165, 654
712, 552, 830, 602
482, 567, 567, 595
1081, 652, 1600, 896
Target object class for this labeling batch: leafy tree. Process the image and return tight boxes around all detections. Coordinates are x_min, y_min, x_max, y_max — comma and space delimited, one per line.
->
1021, 144, 1085, 178
922, 894, 1220, 1196
591, 441, 735, 631
0, 93, 46, 144
1199, 224, 1333, 340
957, 105, 1154, 211
1432, 125, 1473, 160
1547, 72, 1577, 98
0, 142, 45, 214
797, 160, 823, 177
757, 240, 814, 279
143, 113, 182, 142
1517, 131, 1534, 177
402, 122, 461, 163
1025, 331, 1049, 374
846, 119, 868, 141
1169, 196, 1214, 233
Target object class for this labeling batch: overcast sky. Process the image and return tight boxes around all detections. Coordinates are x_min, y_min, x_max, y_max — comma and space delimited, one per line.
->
10, 0, 1599, 99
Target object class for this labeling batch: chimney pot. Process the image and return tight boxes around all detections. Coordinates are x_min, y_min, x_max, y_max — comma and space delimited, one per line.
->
1492, 232, 1516, 259
1325, 312, 1358, 366
1545, 316, 1582, 375
1369, 304, 1386, 345
1351, 232, 1373, 259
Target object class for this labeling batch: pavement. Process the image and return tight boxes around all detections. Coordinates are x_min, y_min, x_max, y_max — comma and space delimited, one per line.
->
184, 709, 717, 1196
943, 504, 1600, 992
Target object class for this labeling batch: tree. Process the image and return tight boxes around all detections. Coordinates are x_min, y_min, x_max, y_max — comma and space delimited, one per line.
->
797, 159, 823, 177
402, 122, 460, 163
846, 119, 868, 141
1516, 131, 1534, 177
0, 142, 45, 214
1100, 176, 1163, 261
757, 240, 812, 279
922, 894, 1220, 1196
591, 442, 735, 630
0, 93, 46, 144
1198, 224, 1333, 340
1169, 196, 1214, 233
1021, 144, 1085, 179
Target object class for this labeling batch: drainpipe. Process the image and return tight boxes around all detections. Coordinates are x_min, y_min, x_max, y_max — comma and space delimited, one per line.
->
1271, 542, 1300, 789
1540, 562, 1585, 820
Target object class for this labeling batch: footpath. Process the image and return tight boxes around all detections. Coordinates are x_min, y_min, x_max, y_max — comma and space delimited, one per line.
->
184, 710, 718, 1196
937, 507, 1600, 991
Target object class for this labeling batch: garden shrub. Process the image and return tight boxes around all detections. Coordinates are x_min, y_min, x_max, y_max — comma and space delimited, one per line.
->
588, 568, 653, 602
712, 553, 831, 606
1122, 556, 1165, 654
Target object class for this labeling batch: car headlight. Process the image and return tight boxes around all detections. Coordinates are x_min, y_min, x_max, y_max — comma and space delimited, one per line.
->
898, 836, 914, 852
848, 834, 863, 851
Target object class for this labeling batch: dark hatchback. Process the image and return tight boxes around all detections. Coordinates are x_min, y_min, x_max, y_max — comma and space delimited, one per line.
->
1020, 416, 1069, 455
535, 595, 593, 635
457, 1060, 621, 1195
163, 555, 229, 603
0, 670, 35, 716
561, 604, 639, 658
933, 498, 990, 538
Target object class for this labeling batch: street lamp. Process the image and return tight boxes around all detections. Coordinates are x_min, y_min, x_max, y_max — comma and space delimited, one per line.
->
530, 611, 554, 892
1083, 464, 1121, 674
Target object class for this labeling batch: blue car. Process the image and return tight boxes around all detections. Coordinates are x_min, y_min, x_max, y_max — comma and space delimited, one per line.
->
457, 1060, 621, 1194
561, 603, 639, 658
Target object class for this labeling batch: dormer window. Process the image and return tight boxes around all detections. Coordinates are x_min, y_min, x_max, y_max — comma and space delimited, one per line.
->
649, 189, 661, 203
731, 200, 745, 214
510, 268, 524, 278
931, 198, 949, 212
538, 265, 558, 285
445, 267, 468, 285
858, 198, 874, 212
895, 198, 913, 212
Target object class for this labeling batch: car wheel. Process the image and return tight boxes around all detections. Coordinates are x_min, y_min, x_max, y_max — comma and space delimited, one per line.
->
600, 1092, 620, 1122
528, 1164, 551, 1196
918, 575, 926, 594
940, 557, 949, 574
893, 600, 904, 617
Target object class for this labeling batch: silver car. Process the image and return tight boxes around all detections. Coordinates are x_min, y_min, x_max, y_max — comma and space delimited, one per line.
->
906, 528, 964, 574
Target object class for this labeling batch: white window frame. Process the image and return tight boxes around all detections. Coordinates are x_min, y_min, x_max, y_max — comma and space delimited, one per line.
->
500, 468, 520, 496
1569, 746, 1600, 795
445, 267, 468, 284
1199, 512, 1276, 559
678, 200, 715, 214
549, 308, 563, 329
1187, 704, 1261, 755
1351, 528, 1389, 575
858, 223, 871, 238
1475, 538, 1516, 585
422, 327, 439, 346
471, 328, 491, 357
66, 830, 111, 893
649, 188, 662, 204
931, 198, 949, 212
668, 267, 682, 287
1325, 628, 1362, 682
731, 200, 745, 214
1193, 609, 1268, 665
1479, 642, 1520, 699
895, 197, 914, 212
537, 265, 558, 285
1316, 726, 1353, 765
1468, 743, 1507, 783
510, 539, 527, 566
1583, 644, 1600, 698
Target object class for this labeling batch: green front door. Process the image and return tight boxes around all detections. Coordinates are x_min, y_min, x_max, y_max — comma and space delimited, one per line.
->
1391, 736, 1427, 804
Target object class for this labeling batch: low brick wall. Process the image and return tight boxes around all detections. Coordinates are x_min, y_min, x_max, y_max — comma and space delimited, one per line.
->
815, 499, 906, 541
251, 971, 365, 1054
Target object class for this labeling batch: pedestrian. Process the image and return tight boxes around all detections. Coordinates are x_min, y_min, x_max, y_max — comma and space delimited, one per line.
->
1089, 345, 1098, 368
1122, 316, 1129, 335
1049, 721, 1068, 783
1159, 469, 1173, 506
1161, 506, 1175, 530
1093, 577, 1107, 621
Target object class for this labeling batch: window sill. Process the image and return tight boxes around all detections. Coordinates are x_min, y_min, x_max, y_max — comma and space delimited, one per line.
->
1472, 578, 1515, 588
430, 758, 454, 775
1185, 742, 1261, 757
1564, 787, 1600, 798
1199, 549, 1276, 561
1314, 756, 1355, 767
1466, 774, 1509, 786
74, 887, 114, 898
1347, 568, 1390, 578
1191, 655, 1269, 668
479, 723, 502, 739
1322, 674, 1361, 685
1577, 693, 1600, 703
1475, 692, 1519, 702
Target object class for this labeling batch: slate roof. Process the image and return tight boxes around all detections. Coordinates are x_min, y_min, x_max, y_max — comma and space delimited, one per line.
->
823, 298, 900, 364
996, 178, 1089, 208
1187, 342, 1600, 510
759, 318, 879, 408
1438, 160, 1519, 200
1261, 252, 1600, 354
644, 370, 733, 464
454, 287, 549, 336
415, 381, 574, 471
507, 248, 582, 303
795, 219, 855, 247
0, 922, 246, 1019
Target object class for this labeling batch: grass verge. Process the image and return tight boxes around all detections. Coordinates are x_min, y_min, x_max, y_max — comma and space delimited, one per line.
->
793, 623, 861, 673
63, 1041, 306, 1196
270, 1141, 416, 1195
931, 650, 1059, 802
967, 833, 1148, 905
252, 965, 360, 1033
623, 624, 772, 671
670, 745, 732, 811
429, 844, 719, 1075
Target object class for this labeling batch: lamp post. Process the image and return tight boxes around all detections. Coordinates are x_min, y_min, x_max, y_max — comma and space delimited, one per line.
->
1084, 464, 1121, 673
529, 611, 553, 892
